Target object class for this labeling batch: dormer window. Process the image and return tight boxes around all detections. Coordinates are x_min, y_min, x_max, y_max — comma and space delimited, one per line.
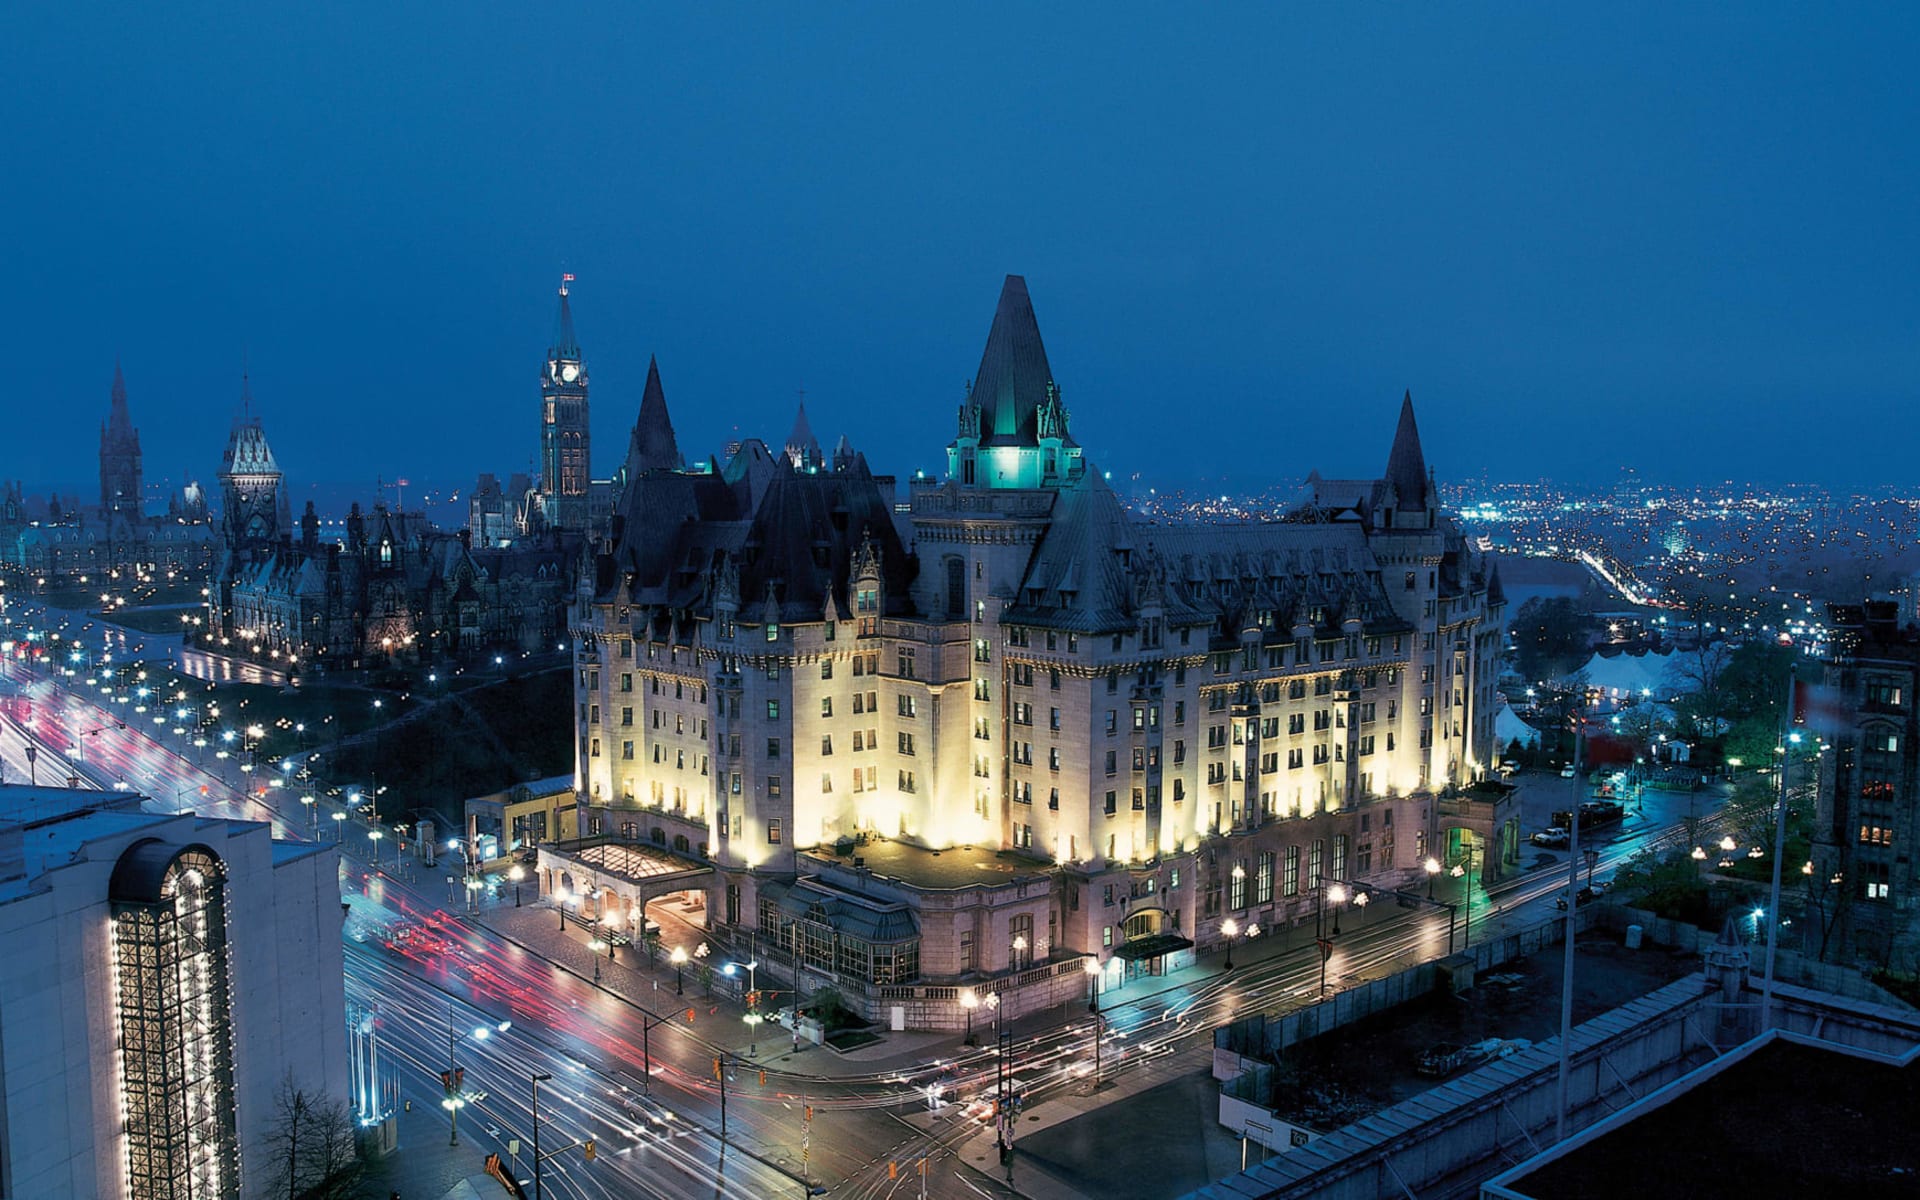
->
379, 540, 392, 565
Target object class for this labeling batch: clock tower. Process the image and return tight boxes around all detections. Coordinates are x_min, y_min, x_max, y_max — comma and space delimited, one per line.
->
539, 277, 591, 533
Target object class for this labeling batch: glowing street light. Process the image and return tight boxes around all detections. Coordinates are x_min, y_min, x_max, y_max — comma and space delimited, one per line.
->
1082, 956, 1102, 1012
1424, 856, 1442, 899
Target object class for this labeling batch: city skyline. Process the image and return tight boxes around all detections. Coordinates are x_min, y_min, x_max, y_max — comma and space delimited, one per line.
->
6, 6, 1919, 494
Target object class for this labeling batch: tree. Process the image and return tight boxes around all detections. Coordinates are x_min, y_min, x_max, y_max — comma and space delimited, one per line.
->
262, 1074, 362, 1200
1512, 597, 1597, 683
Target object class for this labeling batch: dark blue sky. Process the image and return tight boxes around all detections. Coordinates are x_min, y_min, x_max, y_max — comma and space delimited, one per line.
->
6, 4, 1916, 497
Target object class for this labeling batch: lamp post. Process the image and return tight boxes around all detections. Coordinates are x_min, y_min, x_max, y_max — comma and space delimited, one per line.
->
1424, 856, 1441, 900
1449, 843, 1479, 949
1221, 918, 1239, 970
1327, 883, 1348, 936
509, 864, 526, 907
670, 945, 688, 995
331, 811, 346, 842
444, 1001, 511, 1146
961, 988, 979, 1046
1082, 956, 1101, 1012
300, 793, 316, 829
531, 1071, 552, 1200
554, 884, 570, 930
1353, 890, 1370, 928
368, 828, 384, 867
1012, 933, 1028, 970
1583, 847, 1600, 893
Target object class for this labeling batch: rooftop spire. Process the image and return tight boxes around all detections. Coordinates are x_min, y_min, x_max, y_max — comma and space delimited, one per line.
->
969, 275, 1068, 447
1382, 390, 1430, 511
107, 361, 134, 435
785, 398, 822, 469
624, 355, 683, 475
550, 274, 581, 362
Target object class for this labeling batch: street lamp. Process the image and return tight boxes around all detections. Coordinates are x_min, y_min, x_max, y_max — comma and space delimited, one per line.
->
1012, 933, 1028, 970
1583, 847, 1600, 892
961, 988, 979, 1045
299, 794, 316, 829
1082, 956, 1101, 1012
1449, 844, 1479, 949
331, 811, 346, 841
509, 864, 526, 907
554, 884, 570, 930
670, 945, 688, 995
1327, 884, 1349, 936
444, 1002, 511, 1146
1353, 890, 1370, 928
1221, 918, 1239, 970
1424, 856, 1441, 900
368, 829, 384, 866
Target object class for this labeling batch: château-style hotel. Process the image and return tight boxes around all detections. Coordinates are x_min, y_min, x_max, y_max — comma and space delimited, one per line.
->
549, 276, 1512, 1027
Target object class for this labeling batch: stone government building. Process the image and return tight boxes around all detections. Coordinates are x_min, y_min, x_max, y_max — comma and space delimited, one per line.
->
209, 399, 579, 670
1, 364, 216, 579
549, 276, 1511, 1027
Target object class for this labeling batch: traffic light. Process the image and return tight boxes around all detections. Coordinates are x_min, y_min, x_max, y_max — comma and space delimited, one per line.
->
686, 1008, 696, 1023
758, 1070, 766, 1087
439, 1070, 452, 1091
805, 1105, 814, 1122
583, 1138, 597, 1161
888, 1162, 898, 1180
713, 1057, 722, 1081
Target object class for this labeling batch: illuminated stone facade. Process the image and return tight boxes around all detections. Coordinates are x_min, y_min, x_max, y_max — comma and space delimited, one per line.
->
0, 786, 345, 1198
569, 277, 1508, 1015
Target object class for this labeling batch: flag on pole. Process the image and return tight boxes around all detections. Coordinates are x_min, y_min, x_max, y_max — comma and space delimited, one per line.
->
562, 273, 575, 282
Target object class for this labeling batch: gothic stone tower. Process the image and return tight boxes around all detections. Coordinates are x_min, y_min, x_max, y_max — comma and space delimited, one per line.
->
215, 390, 288, 636
539, 279, 591, 533
99, 363, 143, 517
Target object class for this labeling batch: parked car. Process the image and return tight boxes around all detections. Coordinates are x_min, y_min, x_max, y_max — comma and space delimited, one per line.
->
1559, 765, 1577, 779
1531, 828, 1570, 848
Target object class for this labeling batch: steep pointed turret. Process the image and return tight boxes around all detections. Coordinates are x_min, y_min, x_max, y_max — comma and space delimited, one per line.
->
1486, 561, 1507, 608
948, 275, 1084, 488
106, 362, 135, 437
550, 282, 580, 363
99, 362, 143, 515
1382, 391, 1430, 512
784, 401, 823, 470
620, 356, 683, 478
970, 275, 1069, 447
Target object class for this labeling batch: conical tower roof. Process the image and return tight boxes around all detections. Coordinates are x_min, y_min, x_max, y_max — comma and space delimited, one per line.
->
550, 282, 581, 362
624, 356, 683, 475
785, 402, 822, 469
970, 275, 1065, 447
1382, 391, 1430, 510
107, 362, 135, 437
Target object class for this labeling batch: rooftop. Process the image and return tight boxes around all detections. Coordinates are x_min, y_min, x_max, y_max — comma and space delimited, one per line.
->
1491, 1036, 1920, 1200
804, 837, 1053, 892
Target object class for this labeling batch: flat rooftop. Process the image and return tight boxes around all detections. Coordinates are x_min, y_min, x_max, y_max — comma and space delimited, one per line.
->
1499, 1038, 1920, 1199
805, 838, 1052, 891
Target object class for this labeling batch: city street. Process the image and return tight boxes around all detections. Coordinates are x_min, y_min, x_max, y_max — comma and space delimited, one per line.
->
0, 596, 1734, 1199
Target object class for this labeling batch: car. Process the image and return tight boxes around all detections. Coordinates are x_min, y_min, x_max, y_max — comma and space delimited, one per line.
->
1531, 828, 1570, 848
1560, 765, 1577, 778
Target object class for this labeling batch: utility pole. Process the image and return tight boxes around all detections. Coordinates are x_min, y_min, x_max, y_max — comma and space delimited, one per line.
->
531, 1071, 552, 1200
1555, 804, 1584, 1142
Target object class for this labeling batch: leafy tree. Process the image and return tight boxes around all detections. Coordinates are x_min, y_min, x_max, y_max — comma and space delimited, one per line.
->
1608, 845, 1713, 925
1512, 598, 1597, 683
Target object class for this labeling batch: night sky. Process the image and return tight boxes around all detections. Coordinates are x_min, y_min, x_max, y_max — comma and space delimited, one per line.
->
6, 5, 1916, 498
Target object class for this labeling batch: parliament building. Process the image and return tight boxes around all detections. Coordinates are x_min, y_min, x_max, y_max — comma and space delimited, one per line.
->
553, 277, 1512, 1027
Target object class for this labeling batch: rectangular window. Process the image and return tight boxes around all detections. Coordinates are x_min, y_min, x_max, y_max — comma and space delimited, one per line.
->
767, 738, 781, 759
1256, 851, 1275, 905
767, 699, 780, 720
1333, 834, 1348, 882
1229, 862, 1248, 909
767, 818, 782, 844
897, 732, 915, 755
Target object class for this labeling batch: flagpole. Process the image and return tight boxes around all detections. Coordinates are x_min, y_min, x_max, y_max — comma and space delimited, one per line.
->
1760, 647, 1796, 1030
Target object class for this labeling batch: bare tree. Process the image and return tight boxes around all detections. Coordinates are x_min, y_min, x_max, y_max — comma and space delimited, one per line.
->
262, 1073, 363, 1200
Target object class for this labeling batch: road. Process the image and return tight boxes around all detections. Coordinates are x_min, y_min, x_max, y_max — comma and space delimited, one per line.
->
0, 593, 1731, 1198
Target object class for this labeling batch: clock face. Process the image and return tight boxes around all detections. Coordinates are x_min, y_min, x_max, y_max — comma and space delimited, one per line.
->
561, 363, 580, 383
